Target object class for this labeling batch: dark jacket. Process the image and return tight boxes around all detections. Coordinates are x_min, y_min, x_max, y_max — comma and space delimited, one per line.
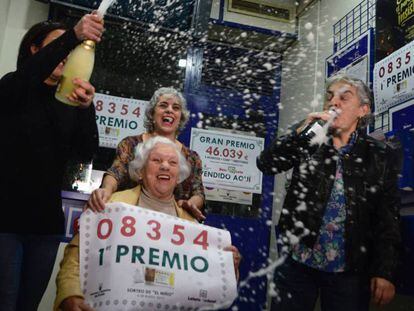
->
0, 29, 99, 234
257, 126, 401, 282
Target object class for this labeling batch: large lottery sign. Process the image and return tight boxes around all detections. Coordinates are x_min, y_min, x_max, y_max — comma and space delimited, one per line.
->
374, 39, 414, 114
190, 128, 264, 193
94, 93, 148, 149
80, 203, 237, 310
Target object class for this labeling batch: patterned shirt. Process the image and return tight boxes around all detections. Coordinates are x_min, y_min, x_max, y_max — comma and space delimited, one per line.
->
292, 132, 357, 272
106, 134, 205, 202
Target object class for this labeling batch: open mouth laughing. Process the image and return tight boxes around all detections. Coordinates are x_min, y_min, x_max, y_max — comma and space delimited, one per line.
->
157, 174, 171, 181
162, 116, 175, 126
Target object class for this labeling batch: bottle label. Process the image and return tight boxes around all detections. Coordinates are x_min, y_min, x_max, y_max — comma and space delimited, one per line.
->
306, 122, 324, 136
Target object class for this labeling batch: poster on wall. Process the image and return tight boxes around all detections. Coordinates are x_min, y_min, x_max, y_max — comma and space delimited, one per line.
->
396, 0, 414, 43
326, 30, 371, 85
375, 0, 406, 63
373, 39, 414, 114
342, 56, 369, 83
94, 93, 148, 149
79, 203, 238, 310
389, 99, 414, 131
204, 187, 253, 205
190, 128, 264, 193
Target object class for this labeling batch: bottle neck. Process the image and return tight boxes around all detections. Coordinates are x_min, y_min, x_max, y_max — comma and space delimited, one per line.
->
83, 40, 96, 50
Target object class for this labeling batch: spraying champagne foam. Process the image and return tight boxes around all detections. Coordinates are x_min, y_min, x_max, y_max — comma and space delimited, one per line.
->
97, 0, 117, 17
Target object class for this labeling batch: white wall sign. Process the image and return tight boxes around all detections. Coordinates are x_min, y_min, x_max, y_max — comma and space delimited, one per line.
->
80, 203, 237, 310
205, 187, 253, 205
374, 39, 414, 114
343, 56, 369, 83
190, 128, 264, 193
94, 93, 148, 149
326, 31, 371, 85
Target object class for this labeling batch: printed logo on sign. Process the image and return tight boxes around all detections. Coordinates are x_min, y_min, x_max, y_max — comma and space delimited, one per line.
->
200, 289, 207, 299
90, 282, 111, 298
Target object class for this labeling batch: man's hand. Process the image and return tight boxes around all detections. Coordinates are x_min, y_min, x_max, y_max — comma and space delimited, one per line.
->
371, 277, 395, 306
67, 78, 95, 108
85, 188, 112, 212
177, 199, 206, 222
61, 296, 94, 311
74, 13, 104, 42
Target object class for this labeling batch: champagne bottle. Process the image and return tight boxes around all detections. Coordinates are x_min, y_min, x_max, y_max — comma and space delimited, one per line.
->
55, 40, 95, 106
300, 109, 338, 141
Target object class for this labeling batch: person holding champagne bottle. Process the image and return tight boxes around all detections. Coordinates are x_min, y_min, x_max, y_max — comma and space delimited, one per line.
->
0, 12, 103, 310
257, 75, 401, 311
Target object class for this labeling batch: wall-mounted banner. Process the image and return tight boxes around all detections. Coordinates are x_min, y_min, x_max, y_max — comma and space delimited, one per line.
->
80, 203, 237, 310
396, 0, 414, 42
205, 187, 253, 205
326, 31, 370, 84
94, 93, 148, 149
389, 99, 414, 131
374, 39, 414, 114
190, 128, 264, 193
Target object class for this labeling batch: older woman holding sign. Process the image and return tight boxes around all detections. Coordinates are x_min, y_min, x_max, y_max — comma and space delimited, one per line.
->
55, 136, 240, 311
87, 87, 205, 221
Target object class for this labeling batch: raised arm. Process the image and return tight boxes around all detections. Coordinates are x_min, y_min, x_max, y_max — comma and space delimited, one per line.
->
257, 127, 306, 175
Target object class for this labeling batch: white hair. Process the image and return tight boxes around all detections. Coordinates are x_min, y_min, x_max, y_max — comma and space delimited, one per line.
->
128, 136, 191, 184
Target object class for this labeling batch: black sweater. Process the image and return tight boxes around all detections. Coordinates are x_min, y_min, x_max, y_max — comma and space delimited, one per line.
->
0, 29, 99, 234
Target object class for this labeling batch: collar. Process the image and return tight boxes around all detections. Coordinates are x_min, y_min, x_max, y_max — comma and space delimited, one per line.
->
338, 131, 358, 155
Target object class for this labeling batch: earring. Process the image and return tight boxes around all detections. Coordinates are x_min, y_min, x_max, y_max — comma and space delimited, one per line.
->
137, 171, 143, 182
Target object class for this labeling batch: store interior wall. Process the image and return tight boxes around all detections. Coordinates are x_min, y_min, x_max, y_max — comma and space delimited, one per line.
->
0, 0, 11, 63
0, 0, 48, 76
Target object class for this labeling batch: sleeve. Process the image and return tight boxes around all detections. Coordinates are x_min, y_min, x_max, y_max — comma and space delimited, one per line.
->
256, 123, 312, 175
370, 147, 402, 283
188, 150, 205, 200
0, 29, 79, 105
106, 137, 137, 190
70, 103, 99, 162
54, 235, 83, 311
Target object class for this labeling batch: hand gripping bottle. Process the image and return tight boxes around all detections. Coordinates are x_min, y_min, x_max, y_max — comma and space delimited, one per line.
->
55, 40, 95, 106
300, 108, 338, 140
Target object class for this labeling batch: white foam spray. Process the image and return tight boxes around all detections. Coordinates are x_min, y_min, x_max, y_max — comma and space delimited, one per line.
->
309, 109, 339, 146
97, 0, 117, 17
